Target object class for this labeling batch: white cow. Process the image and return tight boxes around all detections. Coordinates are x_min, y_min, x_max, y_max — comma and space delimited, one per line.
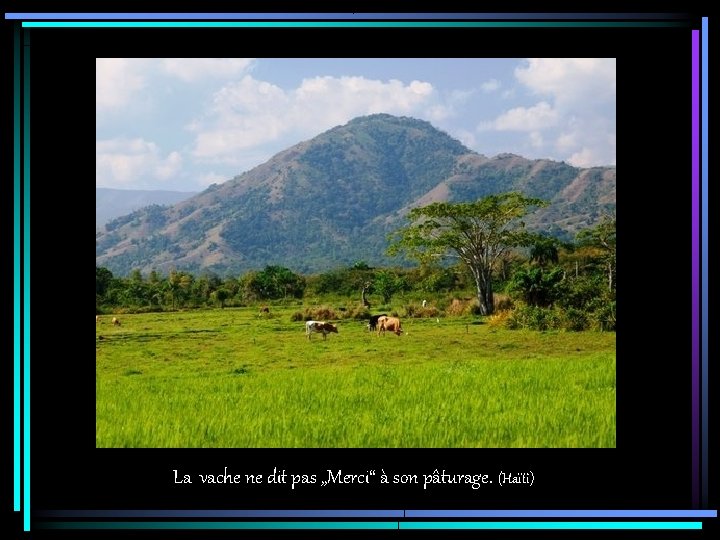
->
305, 320, 338, 340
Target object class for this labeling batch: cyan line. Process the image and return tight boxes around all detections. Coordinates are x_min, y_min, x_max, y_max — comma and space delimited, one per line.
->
22, 28, 31, 532
39, 521, 398, 530
5, 12, 690, 20
13, 21, 21, 516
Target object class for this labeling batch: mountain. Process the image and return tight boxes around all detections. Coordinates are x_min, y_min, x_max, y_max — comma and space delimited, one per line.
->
96, 188, 197, 230
96, 114, 615, 276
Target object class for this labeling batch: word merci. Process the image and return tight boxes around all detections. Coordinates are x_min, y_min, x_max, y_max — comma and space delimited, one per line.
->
321, 469, 376, 486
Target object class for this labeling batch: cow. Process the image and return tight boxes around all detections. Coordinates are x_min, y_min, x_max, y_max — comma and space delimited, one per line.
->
96, 315, 100, 324
422, 299, 427, 308
367, 313, 388, 332
112, 317, 121, 326
377, 316, 403, 336
305, 320, 338, 340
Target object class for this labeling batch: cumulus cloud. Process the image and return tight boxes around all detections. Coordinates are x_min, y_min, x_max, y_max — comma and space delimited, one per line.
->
96, 138, 183, 187
96, 58, 148, 111
189, 75, 437, 162
479, 58, 615, 166
493, 101, 559, 131
515, 58, 616, 104
161, 58, 255, 82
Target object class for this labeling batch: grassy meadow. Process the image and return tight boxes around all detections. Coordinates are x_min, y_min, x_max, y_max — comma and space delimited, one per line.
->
96, 307, 615, 448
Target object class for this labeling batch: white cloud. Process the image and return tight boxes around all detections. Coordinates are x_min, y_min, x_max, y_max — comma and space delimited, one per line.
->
189, 75, 438, 162
479, 58, 615, 166
161, 58, 255, 82
493, 101, 559, 131
480, 78, 501, 93
96, 138, 183, 187
96, 58, 147, 111
515, 58, 616, 105
567, 147, 599, 167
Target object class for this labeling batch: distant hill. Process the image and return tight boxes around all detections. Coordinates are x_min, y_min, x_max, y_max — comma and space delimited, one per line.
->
96, 114, 615, 276
96, 188, 197, 230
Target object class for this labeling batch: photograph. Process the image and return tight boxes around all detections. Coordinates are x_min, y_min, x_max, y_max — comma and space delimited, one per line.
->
95, 58, 617, 448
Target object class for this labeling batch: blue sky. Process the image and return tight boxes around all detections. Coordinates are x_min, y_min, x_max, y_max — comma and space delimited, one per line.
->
96, 58, 615, 192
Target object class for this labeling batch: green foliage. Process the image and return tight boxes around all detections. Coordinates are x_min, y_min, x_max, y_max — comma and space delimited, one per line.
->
506, 305, 565, 331
243, 265, 307, 300
506, 266, 565, 308
389, 192, 548, 315
96, 307, 615, 447
372, 270, 407, 304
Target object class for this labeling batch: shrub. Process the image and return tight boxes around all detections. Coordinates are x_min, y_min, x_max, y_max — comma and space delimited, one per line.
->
487, 310, 512, 328
590, 300, 616, 331
494, 293, 514, 311
563, 308, 589, 331
302, 306, 337, 321
507, 305, 564, 331
402, 305, 440, 318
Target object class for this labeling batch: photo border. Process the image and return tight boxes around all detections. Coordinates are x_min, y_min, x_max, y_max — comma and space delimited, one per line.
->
6, 9, 714, 534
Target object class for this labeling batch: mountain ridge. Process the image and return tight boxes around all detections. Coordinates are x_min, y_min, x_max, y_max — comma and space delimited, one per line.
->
96, 113, 615, 276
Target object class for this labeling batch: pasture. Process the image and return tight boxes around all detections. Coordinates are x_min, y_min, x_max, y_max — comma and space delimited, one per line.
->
96, 307, 615, 448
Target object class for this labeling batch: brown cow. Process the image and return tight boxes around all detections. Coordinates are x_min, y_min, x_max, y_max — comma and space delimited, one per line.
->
377, 316, 403, 336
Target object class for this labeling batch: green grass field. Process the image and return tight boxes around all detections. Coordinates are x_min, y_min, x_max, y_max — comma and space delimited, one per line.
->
96, 308, 615, 448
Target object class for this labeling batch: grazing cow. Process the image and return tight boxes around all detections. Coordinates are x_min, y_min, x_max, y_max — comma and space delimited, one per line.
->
367, 313, 388, 332
112, 317, 121, 326
259, 305, 270, 314
305, 320, 338, 340
422, 299, 427, 308
377, 316, 403, 336
96, 315, 100, 324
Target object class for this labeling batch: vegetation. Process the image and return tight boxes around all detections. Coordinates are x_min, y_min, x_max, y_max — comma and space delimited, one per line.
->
96, 308, 615, 448
95, 114, 615, 277
388, 192, 547, 315
97, 209, 616, 332
96, 198, 616, 448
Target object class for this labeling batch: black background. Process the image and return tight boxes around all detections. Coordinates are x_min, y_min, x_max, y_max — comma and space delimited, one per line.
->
1, 1, 715, 538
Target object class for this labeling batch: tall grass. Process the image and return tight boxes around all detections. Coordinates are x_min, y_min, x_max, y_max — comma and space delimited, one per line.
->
96, 308, 615, 448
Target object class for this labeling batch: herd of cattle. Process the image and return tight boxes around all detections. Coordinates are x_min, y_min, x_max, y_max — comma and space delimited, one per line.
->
98, 312, 403, 340
305, 314, 403, 340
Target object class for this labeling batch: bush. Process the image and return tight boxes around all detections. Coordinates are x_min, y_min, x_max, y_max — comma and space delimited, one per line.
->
590, 300, 616, 331
506, 305, 564, 331
563, 307, 589, 331
402, 305, 440, 318
487, 310, 512, 328
302, 306, 338, 321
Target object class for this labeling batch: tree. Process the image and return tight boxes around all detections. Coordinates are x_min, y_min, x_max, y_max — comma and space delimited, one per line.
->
577, 214, 616, 293
373, 270, 403, 304
388, 192, 547, 315
213, 288, 230, 308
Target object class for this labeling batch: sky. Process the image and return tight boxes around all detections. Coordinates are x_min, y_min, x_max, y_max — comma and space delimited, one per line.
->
96, 58, 616, 192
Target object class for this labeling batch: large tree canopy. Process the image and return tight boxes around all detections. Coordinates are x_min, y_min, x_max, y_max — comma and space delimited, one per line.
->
388, 192, 547, 315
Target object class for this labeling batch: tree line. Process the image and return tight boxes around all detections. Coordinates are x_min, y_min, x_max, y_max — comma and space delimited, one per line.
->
97, 192, 615, 330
